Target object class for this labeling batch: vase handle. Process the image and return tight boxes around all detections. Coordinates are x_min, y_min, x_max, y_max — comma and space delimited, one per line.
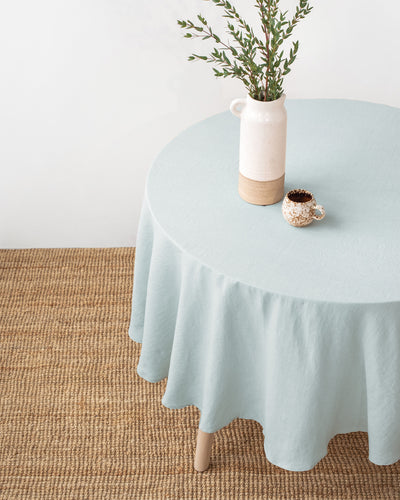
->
230, 98, 246, 118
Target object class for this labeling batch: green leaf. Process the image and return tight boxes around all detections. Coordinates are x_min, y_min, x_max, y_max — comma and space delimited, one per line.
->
197, 14, 207, 25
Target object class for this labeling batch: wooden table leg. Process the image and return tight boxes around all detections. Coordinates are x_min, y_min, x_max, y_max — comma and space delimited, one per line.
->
194, 429, 214, 472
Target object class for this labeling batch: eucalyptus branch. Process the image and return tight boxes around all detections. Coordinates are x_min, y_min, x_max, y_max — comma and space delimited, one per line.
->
225, 22, 262, 95
178, 0, 313, 101
283, 1, 313, 39
210, 0, 263, 48
178, 16, 258, 95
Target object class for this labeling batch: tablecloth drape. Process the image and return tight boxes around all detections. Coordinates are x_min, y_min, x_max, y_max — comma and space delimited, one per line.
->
129, 100, 400, 471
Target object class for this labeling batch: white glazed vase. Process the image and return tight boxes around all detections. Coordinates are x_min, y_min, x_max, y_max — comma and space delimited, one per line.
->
230, 94, 287, 205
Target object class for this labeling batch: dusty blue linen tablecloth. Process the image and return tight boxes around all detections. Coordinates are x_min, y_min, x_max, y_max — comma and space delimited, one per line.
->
129, 99, 400, 471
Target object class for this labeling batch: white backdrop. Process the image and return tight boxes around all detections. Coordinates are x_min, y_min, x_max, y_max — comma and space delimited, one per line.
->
1, 0, 399, 248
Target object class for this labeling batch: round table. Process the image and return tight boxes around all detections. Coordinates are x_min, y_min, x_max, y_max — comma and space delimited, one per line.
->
129, 99, 400, 472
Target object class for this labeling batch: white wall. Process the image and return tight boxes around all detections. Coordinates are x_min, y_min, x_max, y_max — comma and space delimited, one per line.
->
1, 0, 399, 248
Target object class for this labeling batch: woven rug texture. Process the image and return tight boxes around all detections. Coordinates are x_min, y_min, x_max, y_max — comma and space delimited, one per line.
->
0, 247, 399, 500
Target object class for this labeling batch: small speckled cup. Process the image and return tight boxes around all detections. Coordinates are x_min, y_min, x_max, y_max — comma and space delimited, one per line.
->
282, 189, 325, 227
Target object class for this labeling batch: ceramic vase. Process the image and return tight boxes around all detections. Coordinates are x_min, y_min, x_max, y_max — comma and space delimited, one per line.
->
230, 94, 287, 205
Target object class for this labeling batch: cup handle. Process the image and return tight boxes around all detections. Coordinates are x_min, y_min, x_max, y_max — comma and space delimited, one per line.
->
230, 98, 246, 118
313, 204, 325, 221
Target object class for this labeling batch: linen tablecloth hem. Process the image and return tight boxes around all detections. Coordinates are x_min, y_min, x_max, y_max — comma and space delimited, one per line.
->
137, 366, 167, 385
133, 359, 398, 472
158, 391, 396, 472
368, 454, 400, 467
132, 326, 400, 471
128, 322, 143, 344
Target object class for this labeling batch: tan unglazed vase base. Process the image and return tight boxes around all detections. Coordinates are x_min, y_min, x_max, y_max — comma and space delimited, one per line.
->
238, 172, 285, 206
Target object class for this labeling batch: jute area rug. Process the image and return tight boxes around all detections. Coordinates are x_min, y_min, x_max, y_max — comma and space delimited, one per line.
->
0, 248, 399, 500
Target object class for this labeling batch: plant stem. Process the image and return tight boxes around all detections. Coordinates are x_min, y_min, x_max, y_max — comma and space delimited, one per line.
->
263, 1, 271, 101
